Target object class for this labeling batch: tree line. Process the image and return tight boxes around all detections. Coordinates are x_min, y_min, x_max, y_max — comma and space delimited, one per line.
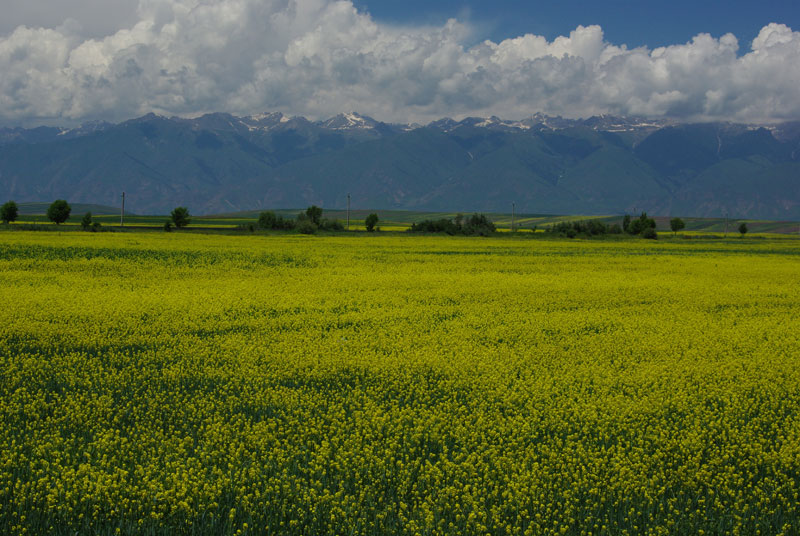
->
1, 199, 750, 237
252, 206, 380, 234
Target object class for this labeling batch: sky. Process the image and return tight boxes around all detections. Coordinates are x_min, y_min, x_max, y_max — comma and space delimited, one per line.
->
1, 0, 799, 127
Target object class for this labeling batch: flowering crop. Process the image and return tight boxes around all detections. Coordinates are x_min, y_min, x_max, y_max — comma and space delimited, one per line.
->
1, 231, 799, 535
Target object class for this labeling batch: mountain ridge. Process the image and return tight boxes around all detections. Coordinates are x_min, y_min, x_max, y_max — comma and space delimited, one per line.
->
1, 112, 798, 218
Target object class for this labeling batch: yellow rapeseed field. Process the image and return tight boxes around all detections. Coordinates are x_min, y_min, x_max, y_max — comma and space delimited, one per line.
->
1, 230, 799, 535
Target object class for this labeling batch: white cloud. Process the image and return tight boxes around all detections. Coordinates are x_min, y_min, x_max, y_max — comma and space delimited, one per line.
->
1, 0, 799, 126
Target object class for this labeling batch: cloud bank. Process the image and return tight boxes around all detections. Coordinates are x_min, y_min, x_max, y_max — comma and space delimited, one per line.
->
1, 0, 799, 126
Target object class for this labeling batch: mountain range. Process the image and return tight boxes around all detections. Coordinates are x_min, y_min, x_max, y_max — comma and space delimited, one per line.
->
1, 111, 799, 218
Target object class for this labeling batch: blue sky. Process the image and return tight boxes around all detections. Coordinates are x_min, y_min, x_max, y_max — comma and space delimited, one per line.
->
1, 0, 799, 126
355, 0, 799, 49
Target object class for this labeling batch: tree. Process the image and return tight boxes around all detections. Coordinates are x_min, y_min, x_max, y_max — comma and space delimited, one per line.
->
628, 212, 656, 235
622, 214, 631, 233
305, 205, 323, 226
365, 213, 379, 232
47, 199, 71, 225
1, 200, 18, 224
258, 211, 278, 229
170, 207, 191, 228
670, 217, 685, 236
462, 213, 496, 236
258, 211, 294, 230
81, 212, 93, 230
738, 222, 748, 237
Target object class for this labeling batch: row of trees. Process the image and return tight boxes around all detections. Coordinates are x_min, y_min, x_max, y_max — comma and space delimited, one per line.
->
548, 220, 622, 238
1, 199, 72, 225
2, 199, 102, 231
409, 213, 496, 236
254, 206, 379, 234
1, 199, 751, 237
548, 213, 749, 239
622, 213, 658, 239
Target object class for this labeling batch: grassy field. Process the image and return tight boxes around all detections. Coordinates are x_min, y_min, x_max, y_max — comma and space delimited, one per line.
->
1, 230, 800, 535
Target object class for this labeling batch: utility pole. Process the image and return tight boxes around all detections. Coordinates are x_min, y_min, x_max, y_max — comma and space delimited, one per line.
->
120, 192, 125, 227
346, 194, 350, 231
723, 211, 729, 238
511, 202, 515, 232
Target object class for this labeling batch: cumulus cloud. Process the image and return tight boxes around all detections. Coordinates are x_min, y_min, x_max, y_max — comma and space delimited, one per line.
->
0, 0, 799, 126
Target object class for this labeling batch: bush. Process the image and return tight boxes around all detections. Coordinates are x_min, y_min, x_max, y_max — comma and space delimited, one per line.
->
642, 227, 658, 239
365, 213, 379, 232
319, 219, 344, 231
1, 200, 18, 224
296, 220, 317, 234
170, 207, 191, 228
92, 221, 102, 232
47, 199, 71, 225
163, 221, 173, 232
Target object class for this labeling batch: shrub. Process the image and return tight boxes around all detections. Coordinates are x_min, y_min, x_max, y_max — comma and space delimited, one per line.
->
163, 221, 173, 232
319, 219, 344, 231
47, 199, 71, 225
296, 220, 317, 234
1, 200, 19, 224
642, 227, 658, 240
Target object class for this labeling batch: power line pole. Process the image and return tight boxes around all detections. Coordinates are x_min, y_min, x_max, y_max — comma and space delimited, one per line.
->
724, 210, 728, 238
346, 194, 350, 231
511, 202, 515, 232
120, 192, 125, 227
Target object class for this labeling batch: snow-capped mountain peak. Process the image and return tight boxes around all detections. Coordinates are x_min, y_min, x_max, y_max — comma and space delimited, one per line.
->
320, 112, 378, 130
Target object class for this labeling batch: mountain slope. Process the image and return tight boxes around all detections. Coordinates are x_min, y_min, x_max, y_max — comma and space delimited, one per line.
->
0, 112, 798, 217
